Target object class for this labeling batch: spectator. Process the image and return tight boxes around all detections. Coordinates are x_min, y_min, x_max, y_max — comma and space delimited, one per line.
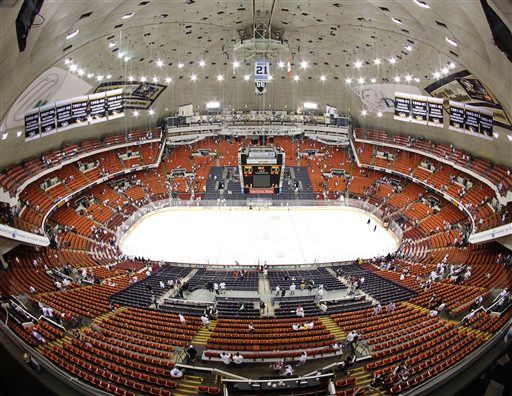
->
201, 315, 210, 328
178, 313, 186, 325
248, 323, 255, 333
271, 358, 284, 375
232, 352, 244, 367
290, 282, 296, 295
185, 345, 198, 364
297, 351, 307, 366
220, 352, 231, 366
170, 367, 184, 378
296, 305, 305, 318
284, 364, 294, 376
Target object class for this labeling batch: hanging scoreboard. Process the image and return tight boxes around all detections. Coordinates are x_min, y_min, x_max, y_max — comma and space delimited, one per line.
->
239, 146, 285, 194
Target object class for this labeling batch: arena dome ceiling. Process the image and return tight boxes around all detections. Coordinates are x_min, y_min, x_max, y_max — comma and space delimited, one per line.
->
0, 1, 511, 137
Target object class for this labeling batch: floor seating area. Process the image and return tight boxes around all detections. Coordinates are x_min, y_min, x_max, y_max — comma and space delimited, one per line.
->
268, 268, 345, 291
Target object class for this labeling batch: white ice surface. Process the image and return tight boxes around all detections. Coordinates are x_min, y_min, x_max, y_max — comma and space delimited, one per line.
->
119, 206, 399, 265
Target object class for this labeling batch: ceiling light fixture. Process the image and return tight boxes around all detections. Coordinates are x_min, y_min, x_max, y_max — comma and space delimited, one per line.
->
156, 59, 164, 68
109, 42, 116, 48
354, 60, 362, 69
405, 45, 412, 51
106, 74, 112, 79
64, 58, 73, 65
394, 76, 401, 82
96, 75, 104, 82
148, 109, 155, 116
217, 74, 224, 81
445, 37, 458, 47
293, 75, 300, 81
87, 73, 94, 78
122, 12, 134, 19
414, 77, 420, 82
357, 77, 365, 84
405, 75, 412, 82
165, 77, 172, 83
448, 62, 456, 69
441, 67, 449, 74
69, 63, 78, 72
66, 29, 79, 40
361, 109, 368, 116
320, 75, 326, 82
128, 75, 134, 82
370, 78, 376, 83
190, 74, 197, 81
377, 111, 383, 118
198, 60, 206, 67
433, 71, 441, 78
233, 61, 240, 68
152, 76, 159, 83
124, 56, 130, 62
178, 63, 184, 69
133, 111, 139, 117
243, 74, 251, 81
392, 18, 403, 24
140, 76, 147, 82
300, 60, 309, 69
345, 77, 352, 85
2, 133, 8, 140
117, 52, 125, 59
389, 57, 397, 65
16, 130, 23, 138
374, 58, 381, 65
413, 0, 430, 9
278, 61, 285, 69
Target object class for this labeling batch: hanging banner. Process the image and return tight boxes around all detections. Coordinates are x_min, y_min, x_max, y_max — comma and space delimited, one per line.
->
88, 92, 107, 124
255, 81, 267, 96
410, 94, 428, 125
394, 92, 411, 121
39, 103, 56, 137
24, 108, 40, 141
105, 89, 124, 120
254, 59, 270, 82
449, 100, 465, 132
464, 104, 481, 134
479, 109, 493, 138
70, 95, 89, 126
55, 99, 73, 132
427, 97, 444, 128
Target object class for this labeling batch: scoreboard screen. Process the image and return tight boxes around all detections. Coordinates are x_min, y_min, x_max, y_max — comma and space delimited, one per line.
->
242, 165, 281, 193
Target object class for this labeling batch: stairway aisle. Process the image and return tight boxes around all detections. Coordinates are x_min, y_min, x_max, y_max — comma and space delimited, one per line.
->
190, 320, 217, 346
319, 316, 347, 342
173, 375, 204, 396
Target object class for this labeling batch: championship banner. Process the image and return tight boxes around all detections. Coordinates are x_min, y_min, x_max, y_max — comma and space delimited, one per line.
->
410, 94, 428, 125
464, 104, 480, 134
394, 92, 411, 121
449, 100, 465, 133
24, 108, 40, 141
479, 109, 493, 137
106, 89, 124, 120
427, 97, 444, 128
254, 59, 270, 82
39, 103, 57, 137
88, 92, 107, 124
255, 81, 267, 96
70, 95, 89, 126
55, 99, 73, 132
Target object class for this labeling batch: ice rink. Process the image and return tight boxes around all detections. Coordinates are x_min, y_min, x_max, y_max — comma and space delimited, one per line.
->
119, 206, 399, 265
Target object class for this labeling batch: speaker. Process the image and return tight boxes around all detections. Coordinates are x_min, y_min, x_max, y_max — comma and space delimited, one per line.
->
15, 0, 45, 52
